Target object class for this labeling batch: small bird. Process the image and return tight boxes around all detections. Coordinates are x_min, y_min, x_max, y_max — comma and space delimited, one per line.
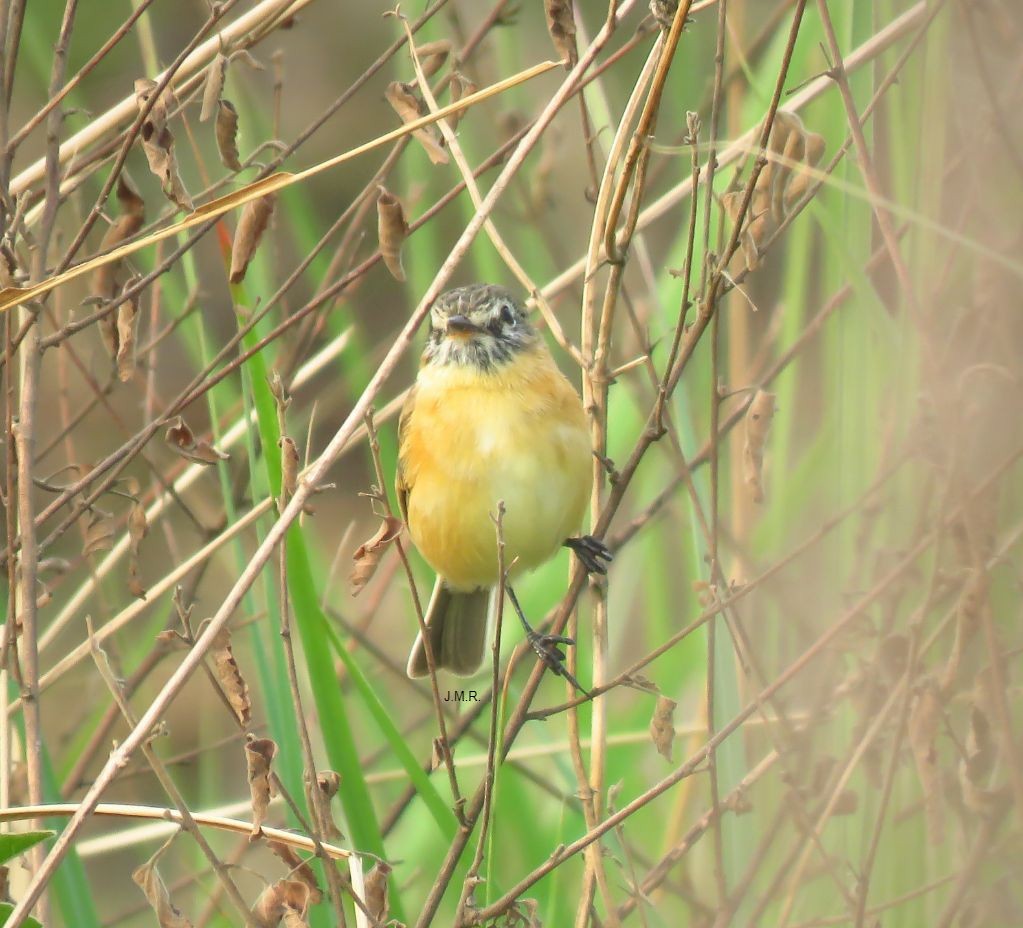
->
397, 284, 611, 680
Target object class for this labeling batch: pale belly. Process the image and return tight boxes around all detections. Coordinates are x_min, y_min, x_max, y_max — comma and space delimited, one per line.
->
404, 365, 592, 591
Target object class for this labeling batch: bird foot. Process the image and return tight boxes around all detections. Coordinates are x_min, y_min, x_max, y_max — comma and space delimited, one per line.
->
526, 630, 589, 697
565, 535, 614, 576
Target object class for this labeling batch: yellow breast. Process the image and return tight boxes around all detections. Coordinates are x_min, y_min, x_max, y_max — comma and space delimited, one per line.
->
399, 345, 591, 591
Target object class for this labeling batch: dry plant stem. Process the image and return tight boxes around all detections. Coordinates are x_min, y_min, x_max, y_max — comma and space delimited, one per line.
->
363, 409, 464, 823
12, 2, 78, 910
4, 3, 641, 919
814, 0, 922, 324
9, 0, 310, 196
86, 622, 259, 927
401, 21, 583, 367
541, 1, 929, 302
575, 9, 690, 922
277, 517, 349, 923
703, 0, 729, 910
1, 57, 558, 316
0, 307, 14, 813
468, 448, 1021, 924
616, 749, 783, 920
775, 674, 910, 926
0, 802, 351, 858
4, 0, 159, 155
61, 638, 170, 798
453, 503, 508, 926
53, 0, 237, 277
959, 1, 1023, 180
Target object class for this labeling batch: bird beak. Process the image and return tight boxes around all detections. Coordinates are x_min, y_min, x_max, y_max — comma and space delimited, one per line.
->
445, 314, 482, 336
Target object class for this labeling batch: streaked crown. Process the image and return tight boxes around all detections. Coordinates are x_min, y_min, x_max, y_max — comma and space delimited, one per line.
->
424, 284, 537, 369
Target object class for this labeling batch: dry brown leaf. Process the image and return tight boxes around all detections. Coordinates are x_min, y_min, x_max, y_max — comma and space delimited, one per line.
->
127, 494, 148, 600
316, 770, 340, 800
132, 834, 193, 928
216, 98, 242, 172
742, 390, 776, 504
279, 436, 299, 503
94, 173, 146, 317
958, 704, 1007, 817
376, 185, 409, 282
544, 0, 578, 68
246, 737, 278, 838
350, 515, 403, 596
447, 71, 476, 132
116, 278, 141, 382
772, 128, 805, 223
83, 508, 114, 557
230, 193, 275, 284
266, 841, 323, 905
364, 860, 392, 922
134, 78, 193, 212
416, 39, 452, 79
384, 81, 448, 164
908, 682, 945, 845
649, 695, 676, 761
213, 628, 251, 725
200, 53, 228, 122
164, 416, 230, 465
281, 909, 309, 928
251, 879, 308, 928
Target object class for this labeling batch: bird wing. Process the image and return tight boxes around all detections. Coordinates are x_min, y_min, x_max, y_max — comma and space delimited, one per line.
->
395, 383, 417, 524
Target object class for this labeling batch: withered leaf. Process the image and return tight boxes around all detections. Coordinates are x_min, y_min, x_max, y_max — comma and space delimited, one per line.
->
216, 99, 242, 172
266, 840, 323, 905
134, 78, 193, 212
908, 682, 945, 845
83, 508, 115, 557
350, 515, 403, 596
229, 193, 275, 284
200, 53, 228, 122
447, 72, 476, 133
281, 909, 309, 928
164, 416, 230, 465
384, 81, 448, 165
544, 0, 578, 68
743, 390, 776, 504
364, 860, 392, 922
213, 629, 251, 726
246, 737, 278, 838
132, 834, 193, 928
251, 879, 308, 928
127, 494, 149, 600
116, 278, 141, 383
376, 186, 409, 282
94, 173, 146, 313
279, 436, 299, 503
959, 705, 1007, 818
416, 39, 452, 79
649, 695, 676, 761
316, 770, 340, 800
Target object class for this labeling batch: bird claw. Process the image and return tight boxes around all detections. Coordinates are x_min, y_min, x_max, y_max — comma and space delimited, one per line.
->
526, 630, 589, 697
565, 535, 614, 576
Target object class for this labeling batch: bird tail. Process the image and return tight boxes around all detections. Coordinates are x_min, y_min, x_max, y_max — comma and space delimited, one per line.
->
406, 579, 491, 678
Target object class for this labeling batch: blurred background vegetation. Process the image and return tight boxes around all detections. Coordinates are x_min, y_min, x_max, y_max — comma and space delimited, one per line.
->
0, 0, 1021, 925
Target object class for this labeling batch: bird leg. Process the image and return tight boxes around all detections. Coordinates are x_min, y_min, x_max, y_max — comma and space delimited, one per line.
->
564, 535, 613, 575
505, 582, 589, 697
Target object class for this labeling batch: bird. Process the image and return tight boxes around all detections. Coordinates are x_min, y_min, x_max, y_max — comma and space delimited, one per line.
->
396, 283, 612, 682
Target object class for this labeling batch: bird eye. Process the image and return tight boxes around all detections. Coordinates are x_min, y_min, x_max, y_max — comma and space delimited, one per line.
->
499, 302, 516, 326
